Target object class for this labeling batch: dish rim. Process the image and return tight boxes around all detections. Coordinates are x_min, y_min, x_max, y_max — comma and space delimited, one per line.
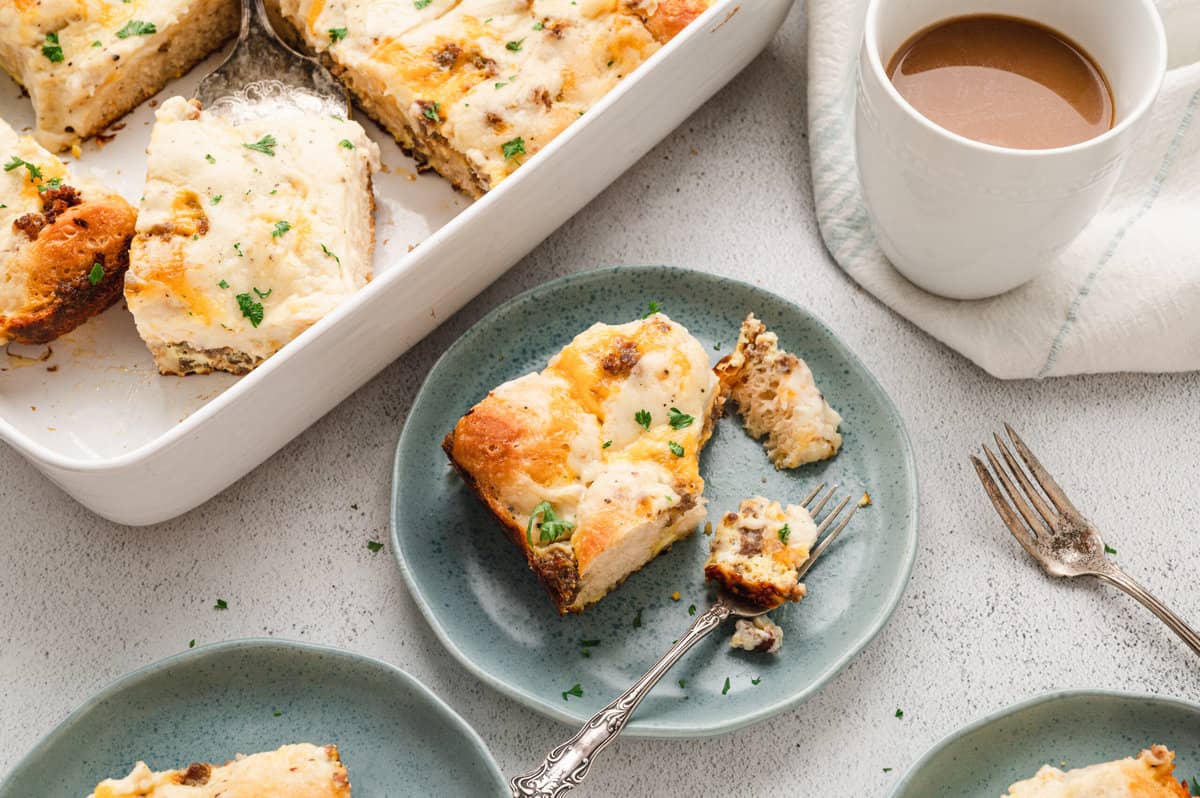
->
389, 263, 921, 737
0, 637, 508, 794
888, 688, 1200, 797
0, 0, 734, 474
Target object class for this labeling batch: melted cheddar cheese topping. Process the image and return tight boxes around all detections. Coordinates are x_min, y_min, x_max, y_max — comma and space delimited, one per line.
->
1004, 747, 1190, 798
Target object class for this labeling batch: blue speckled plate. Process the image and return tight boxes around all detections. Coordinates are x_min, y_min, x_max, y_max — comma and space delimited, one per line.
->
391, 265, 918, 737
0, 639, 507, 797
892, 691, 1200, 796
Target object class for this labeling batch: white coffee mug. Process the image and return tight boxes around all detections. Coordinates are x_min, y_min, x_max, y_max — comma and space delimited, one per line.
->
855, 0, 1167, 299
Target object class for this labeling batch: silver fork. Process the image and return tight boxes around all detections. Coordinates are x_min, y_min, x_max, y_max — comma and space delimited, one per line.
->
195, 0, 347, 121
510, 484, 859, 798
971, 423, 1200, 657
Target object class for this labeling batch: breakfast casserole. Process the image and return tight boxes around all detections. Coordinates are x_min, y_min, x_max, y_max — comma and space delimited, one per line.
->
1, 117, 135, 345
1004, 746, 1190, 798
271, 0, 712, 197
704, 495, 819, 610
88, 743, 351, 798
0, 0, 239, 152
716, 313, 842, 468
443, 312, 721, 613
124, 96, 379, 376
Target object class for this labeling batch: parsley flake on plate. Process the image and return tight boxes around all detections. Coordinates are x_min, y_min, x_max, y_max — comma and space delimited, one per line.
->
4, 156, 42, 181
525, 500, 575, 545
602, 440, 612, 449
678, 679, 686, 688
243, 134, 277, 156
533, 21, 544, 30
272, 220, 291, 238
36, 176, 62, 193
561, 683, 583, 701
501, 136, 525, 161
687, 604, 696, 616
668, 441, 684, 457
87, 263, 104, 285
42, 32, 64, 63
321, 244, 341, 264
667, 407, 694, 430
213, 598, 228, 610
188, 639, 195, 648
367, 540, 384, 553
1104, 544, 1117, 555
116, 20, 156, 38
415, 0, 433, 8
580, 639, 600, 647
635, 409, 651, 430
721, 677, 731, 696
422, 102, 441, 122
339, 138, 355, 149
210, 194, 222, 205
779, 524, 791, 544
236, 293, 264, 327
633, 608, 643, 628
273, 709, 282, 717
204, 153, 216, 164
895, 708, 904, 719
329, 27, 348, 42
217, 280, 229, 289
253, 287, 272, 299
233, 242, 244, 257
642, 300, 663, 318
751, 676, 761, 685
506, 38, 525, 51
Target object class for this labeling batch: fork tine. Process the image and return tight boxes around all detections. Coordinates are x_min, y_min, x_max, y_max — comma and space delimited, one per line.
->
970, 455, 1041, 560
800, 482, 826, 510
993, 433, 1056, 531
1004, 423, 1079, 517
797, 498, 857, 579
983, 445, 1047, 538
808, 484, 838, 516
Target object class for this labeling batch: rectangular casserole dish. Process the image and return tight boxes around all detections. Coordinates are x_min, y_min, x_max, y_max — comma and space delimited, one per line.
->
0, 0, 793, 525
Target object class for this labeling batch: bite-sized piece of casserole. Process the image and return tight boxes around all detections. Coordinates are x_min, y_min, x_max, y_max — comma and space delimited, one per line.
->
0, 0, 239, 152
716, 313, 842, 469
705, 496, 819, 610
125, 97, 379, 376
88, 743, 352, 798
1004, 746, 1190, 798
271, 0, 712, 197
730, 614, 783, 654
1, 118, 135, 345
443, 313, 721, 613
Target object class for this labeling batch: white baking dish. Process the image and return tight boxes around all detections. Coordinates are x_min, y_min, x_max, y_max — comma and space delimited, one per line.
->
0, 0, 793, 525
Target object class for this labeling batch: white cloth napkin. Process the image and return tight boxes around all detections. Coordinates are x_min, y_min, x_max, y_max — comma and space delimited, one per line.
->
806, 0, 1200, 378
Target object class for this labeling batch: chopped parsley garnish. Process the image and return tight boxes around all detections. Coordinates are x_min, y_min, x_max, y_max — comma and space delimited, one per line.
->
501, 136, 525, 161
525, 500, 575, 545
273, 710, 282, 717
668, 441, 684, 457
687, 604, 696, 616
883, 768, 893, 773
422, 102, 441, 122
561, 683, 583, 701
188, 639, 196, 648
721, 677, 731, 696
210, 194, 222, 205
632, 608, 643, 628
494, 81, 508, 89
642, 300, 662, 318
213, 598, 228, 610
87, 263, 104, 285
233, 242, 244, 257
329, 27, 348, 42
607, 59, 615, 67
635, 409, 651, 430
533, 21, 544, 29
1104, 544, 1117, 555
37, 176, 62, 193
602, 439, 612, 448
778, 524, 791, 544
751, 677, 761, 685
713, 341, 721, 350
42, 32, 64, 63
243, 134, 277, 156
253, 287, 272, 299
205, 153, 216, 164
677, 679, 686, 688
367, 540, 384, 553
4, 156, 42, 181
321, 243, 341, 264
116, 20, 157, 38
414, 0, 433, 8
339, 139, 355, 150
667, 407, 694, 429
218, 279, 229, 289
236, 292, 264, 327
580, 638, 600, 647
1191, 777, 1200, 794
895, 708, 904, 719
272, 220, 291, 237
506, 38, 525, 51
91, 40, 102, 47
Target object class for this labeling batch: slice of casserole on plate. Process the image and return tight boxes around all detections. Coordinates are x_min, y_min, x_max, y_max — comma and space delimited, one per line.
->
271, 0, 712, 197
1, 117, 135, 345
1004, 745, 1190, 797
88, 743, 351, 798
716, 313, 842, 468
124, 97, 379, 376
0, 0, 240, 152
443, 313, 721, 613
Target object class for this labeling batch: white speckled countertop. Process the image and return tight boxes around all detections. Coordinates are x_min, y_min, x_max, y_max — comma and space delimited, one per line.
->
2, 3, 1199, 795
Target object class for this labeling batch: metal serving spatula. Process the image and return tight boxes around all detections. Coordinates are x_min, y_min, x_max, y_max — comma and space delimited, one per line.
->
195, 0, 347, 121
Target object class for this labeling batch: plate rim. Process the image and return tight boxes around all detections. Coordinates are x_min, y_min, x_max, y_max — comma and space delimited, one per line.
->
0, 637, 508, 794
889, 688, 1200, 797
390, 264, 920, 738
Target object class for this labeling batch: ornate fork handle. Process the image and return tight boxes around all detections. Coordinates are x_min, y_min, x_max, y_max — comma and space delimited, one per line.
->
1096, 565, 1200, 657
509, 602, 733, 797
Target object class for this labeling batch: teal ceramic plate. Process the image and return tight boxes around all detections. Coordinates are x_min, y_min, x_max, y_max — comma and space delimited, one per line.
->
892, 691, 1200, 797
0, 639, 506, 797
392, 266, 918, 737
